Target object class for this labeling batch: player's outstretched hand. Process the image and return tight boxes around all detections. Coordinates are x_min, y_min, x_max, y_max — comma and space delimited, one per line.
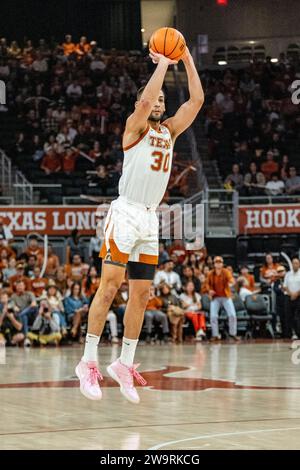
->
149, 49, 178, 65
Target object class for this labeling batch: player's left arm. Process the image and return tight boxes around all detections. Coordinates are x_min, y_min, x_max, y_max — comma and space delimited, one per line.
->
163, 48, 204, 140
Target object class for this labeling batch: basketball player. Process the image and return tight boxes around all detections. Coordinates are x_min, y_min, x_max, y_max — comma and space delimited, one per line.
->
76, 47, 204, 403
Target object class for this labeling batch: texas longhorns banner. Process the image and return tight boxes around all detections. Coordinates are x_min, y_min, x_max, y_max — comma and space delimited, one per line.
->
239, 204, 300, 234
0, 206, 106, 235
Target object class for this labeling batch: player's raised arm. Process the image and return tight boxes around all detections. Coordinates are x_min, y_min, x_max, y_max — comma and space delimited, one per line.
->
125, 51, 178, 134
163, 48, 204, 140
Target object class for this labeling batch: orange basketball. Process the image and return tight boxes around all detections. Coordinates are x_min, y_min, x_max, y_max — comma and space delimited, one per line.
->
149, 27, 186, 61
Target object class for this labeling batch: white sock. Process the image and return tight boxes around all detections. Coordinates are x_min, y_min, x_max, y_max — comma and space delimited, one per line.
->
82, 333, 100, 362
120, 337, 138, 367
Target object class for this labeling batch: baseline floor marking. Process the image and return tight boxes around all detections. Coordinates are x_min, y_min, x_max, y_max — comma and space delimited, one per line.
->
149, 426, 300, 450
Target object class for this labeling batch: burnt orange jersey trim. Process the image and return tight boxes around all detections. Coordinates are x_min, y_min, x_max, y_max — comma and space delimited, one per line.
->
123, 124, 150, 151
139, 253, 158, 265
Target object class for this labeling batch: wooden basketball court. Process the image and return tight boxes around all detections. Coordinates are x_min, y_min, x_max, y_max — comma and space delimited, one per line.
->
1, 342, 300, 450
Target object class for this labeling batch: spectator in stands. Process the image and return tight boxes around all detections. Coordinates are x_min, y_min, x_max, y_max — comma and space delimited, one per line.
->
30, 266, 48, 297
144, 285, 169, 343
0, 292, 24, 346
265, 173, 285, 196
260, 254, 279, 285
63, 281, 88, 340
9, 262, 31, 291
273, 265, 288, 338
66, 79, 82, 103
82, 266, 100, 300
239, 266, 255, 291
168, 239, 187, 264
236, 277, 259, 302
224, 164, 244, 192
244, 162, 266, 196
261, 151, 279, 181
279, 154, 290, 181
283, 256, 300, 340
159, 282, 184, 344
208, 256, 238, 341
25, 236, 44, 266
3, 257, 17, 281
25, 254, 38, 277
27, 300, 61, 346
158, 242, 169, 265
66, 229, 86, 263
153, 260, 182, 295
0, 217, 14, 244
62, 34, 76, 56
65, 253, 89, 281
180, 281, 206, 340
40, 280, 66, 335
181, 266, 201, 293
285, 167, 300, 195
10, 280, 38, 341
45, 244, 60, 277
75, 36, 91, 57
55, 267, 68, 295
40, 149, 61, 174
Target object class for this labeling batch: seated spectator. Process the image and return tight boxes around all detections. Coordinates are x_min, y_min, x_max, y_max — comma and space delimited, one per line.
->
180, 281, 206, 340
40, 149, 61, 174
62, 147, 78, 174
158, 242, 169, 265
31, 52, 48, 73
144, 285, 169, 343
40, 280, 66, 334
66, 229, 85, 263
45, 244, 60, 277
25, 254, 38, 277
30, 266, 48, 297
65, 254, 89, 281
239, 266, 255, 291
181, 266, 201, 293
224, 164, 244, 192
27, 300, 61, 346
279, 154, 290, 181
260, 253, 279, 285
25, 236, 44, 266
10, 280, 38, 340
82, 266, 100, 300
63, 282, 88, 340
153, 260, 182, 295
66, 79, 82, 102
75, 36, 91, 56
244, 162, 266, 196
62, 34, 76, 56
237, 277, 260, 302
9, 262, 31, 292
168, 239, 187, 264
265, 173, 285, 196
159, 282, 184, 343
261, 151, 279, 181
285, 166, 300, 195
0, 292, 24, 346
3, 256, 17, 281
55, 267, 68, 295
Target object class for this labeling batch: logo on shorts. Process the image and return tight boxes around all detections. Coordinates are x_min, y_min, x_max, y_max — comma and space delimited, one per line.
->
105, 250, 112, 262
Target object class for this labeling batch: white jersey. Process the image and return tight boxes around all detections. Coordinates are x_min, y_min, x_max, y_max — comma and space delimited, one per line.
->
119, 123, 173, 207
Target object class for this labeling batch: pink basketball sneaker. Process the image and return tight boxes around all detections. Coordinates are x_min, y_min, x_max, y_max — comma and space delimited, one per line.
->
107, 358, 147, 404
75, 359, 103, 400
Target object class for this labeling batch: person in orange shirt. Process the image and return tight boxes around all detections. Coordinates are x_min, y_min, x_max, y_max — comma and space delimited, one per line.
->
45, 244, 60, 277
261, 151, 279, 181
240, 266, 255, 291
62, 147, 78, 174
207, 256, 239, 341
82, 266, 100, 300
40, 149, 62, 175
9, 262, 31, 292
25, 236, 44, 267
62, 34, 76, 56
75, 36, 91, 57
144, 285, 169, 343
64, 254, 89, 281
30, 266, 48, 297
260, 253, 279, 285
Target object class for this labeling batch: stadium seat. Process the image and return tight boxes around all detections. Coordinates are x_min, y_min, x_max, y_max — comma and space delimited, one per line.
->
245, 294, 274, 338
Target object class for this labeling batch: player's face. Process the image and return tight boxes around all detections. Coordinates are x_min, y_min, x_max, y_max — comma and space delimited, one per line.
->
149, 92, 165, 122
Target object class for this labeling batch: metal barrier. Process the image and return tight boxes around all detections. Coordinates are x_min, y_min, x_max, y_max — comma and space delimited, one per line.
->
239, 194, 300, 205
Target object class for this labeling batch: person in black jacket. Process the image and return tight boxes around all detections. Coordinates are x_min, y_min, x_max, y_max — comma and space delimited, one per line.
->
273, 265, 288, 337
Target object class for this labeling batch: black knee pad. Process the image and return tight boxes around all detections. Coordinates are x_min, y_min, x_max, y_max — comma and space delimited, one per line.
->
127, 261, 156, 280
